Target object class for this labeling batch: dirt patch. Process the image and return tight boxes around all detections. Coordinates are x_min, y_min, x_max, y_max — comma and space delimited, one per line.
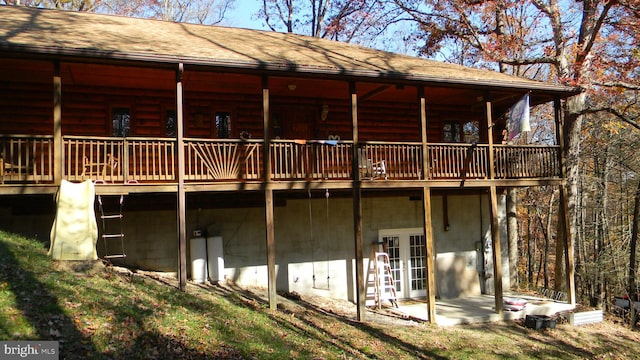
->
53, 259, 106, 276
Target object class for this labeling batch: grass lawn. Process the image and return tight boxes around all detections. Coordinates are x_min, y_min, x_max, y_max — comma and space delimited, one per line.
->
1, 230, 639, 359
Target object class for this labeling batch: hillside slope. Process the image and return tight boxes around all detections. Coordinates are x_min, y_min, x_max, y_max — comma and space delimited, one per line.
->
1, 230, 639, 359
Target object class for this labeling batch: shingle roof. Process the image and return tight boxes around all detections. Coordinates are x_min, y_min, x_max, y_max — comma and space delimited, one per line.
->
0, 5, 578, 97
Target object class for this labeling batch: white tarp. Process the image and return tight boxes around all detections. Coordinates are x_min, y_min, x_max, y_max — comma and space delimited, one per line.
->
48, 180, 98, 260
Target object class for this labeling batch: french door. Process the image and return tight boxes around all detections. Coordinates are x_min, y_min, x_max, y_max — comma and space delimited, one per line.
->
378, 228, 427, 299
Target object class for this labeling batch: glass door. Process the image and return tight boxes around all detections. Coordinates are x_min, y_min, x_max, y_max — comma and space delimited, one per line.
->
379, 228, 427, 299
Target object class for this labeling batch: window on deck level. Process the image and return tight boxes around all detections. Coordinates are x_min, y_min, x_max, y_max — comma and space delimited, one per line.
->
462, 121, 480, 143
112, 107, 130, 137
166, 110, 177, 137
216, 112, 231, 139
443, 121, 460, 142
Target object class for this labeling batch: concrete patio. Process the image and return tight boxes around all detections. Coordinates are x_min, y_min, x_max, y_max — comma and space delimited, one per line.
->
394, 292, 575, 327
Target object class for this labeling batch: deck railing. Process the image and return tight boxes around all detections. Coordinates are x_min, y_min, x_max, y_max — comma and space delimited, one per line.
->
64, 136, 177, 182
2, 135, 561, 185
126, 138, 177, 182
185, 139, 262, 181
494, 144, 560, 178
361, 142, 422, 180
271, 140, 352, 180
0, 135, 53, 183
428, 143, 489, 179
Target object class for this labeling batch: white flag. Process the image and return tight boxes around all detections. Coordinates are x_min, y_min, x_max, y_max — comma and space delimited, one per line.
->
508, 93, 530, 140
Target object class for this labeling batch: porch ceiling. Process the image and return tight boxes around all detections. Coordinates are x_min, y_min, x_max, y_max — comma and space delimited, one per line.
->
0, 57, 534, 115
0, 6, 580, 104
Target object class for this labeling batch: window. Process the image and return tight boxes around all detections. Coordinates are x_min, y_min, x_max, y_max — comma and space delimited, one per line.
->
112, 107, 130, 137
443, 121, 460, 142
216, 111, 231, 139
165, 110, 177, 137
462, 121, 480, 143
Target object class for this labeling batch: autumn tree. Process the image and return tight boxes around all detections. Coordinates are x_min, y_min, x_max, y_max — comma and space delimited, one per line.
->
390, 0, 640, 303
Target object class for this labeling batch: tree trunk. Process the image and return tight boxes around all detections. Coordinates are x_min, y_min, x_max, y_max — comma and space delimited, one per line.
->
527, 204, 534, 288
628, 180, 640, 328
544, 191, 555, 290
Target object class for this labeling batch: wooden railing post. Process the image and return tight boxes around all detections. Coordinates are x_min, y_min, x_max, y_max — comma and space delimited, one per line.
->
123, 138, 129, 183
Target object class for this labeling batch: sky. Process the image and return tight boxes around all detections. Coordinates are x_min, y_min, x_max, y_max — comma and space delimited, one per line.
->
224, 1, 267, 30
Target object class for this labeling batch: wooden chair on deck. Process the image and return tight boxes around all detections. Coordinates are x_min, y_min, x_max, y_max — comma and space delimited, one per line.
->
81, 154, 119, 181
1, 154, 38, 184
358, 148, 387, 180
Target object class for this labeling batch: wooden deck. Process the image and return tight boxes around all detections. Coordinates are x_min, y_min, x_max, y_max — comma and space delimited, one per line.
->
0, 134, 561, 190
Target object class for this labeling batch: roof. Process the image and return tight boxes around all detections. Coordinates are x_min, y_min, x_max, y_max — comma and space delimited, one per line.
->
0, 5, 579, 98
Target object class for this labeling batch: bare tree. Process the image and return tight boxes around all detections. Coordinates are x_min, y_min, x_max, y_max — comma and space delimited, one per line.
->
96, 0, 235, 24
256, 0, 407, 46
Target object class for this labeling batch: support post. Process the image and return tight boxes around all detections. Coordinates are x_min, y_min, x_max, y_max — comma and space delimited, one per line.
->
350, 81, 365, 321
419, 86, 436, 322
554, 99, 576, 305
486, 100, 503, 313
265, 187, 277, 310
422, 187, 437, 322
489, 185, 504, 314
176, 63, 187, 291
53, 61, 62, 185
262, 76, 277, 310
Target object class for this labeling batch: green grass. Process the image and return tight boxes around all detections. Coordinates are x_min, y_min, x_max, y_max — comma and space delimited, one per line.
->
1, 230, 640, 359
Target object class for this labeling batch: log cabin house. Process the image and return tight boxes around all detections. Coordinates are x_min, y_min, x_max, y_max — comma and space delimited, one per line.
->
0, 5, 579, 322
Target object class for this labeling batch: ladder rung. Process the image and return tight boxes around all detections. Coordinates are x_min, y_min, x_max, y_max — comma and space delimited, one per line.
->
101, 214, 123, 219
104, 254, 127, 259
102, 234, 125, 238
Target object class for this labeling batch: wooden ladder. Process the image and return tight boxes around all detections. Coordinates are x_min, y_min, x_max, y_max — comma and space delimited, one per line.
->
98, 194, 126, 259
368, 251, 398, 309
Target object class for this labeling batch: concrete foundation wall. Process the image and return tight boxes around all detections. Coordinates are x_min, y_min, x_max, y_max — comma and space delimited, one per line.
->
1, 192, 510, 302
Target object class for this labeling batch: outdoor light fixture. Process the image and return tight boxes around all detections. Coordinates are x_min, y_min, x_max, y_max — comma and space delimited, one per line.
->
321, 104, 329, 121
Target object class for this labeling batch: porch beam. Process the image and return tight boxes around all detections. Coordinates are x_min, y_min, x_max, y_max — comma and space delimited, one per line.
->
486, 99, 503, 313
176, 63, 187, 291
350, 81, 365, 321
53, 61, 62, 185
263, 75, 277, 310
554, 99, 576, 305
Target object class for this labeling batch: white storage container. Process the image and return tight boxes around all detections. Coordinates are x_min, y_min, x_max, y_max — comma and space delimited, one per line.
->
207, 236, 225, 283
190, 236, 207, 284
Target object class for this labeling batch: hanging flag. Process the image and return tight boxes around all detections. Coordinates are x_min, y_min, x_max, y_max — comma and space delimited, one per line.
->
508, 93, 531, 140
